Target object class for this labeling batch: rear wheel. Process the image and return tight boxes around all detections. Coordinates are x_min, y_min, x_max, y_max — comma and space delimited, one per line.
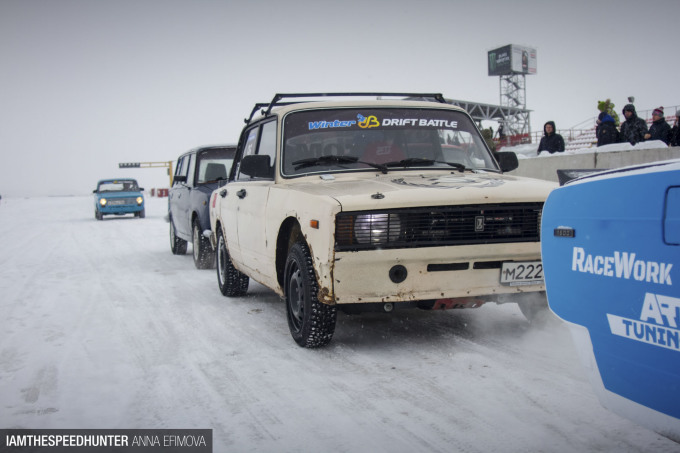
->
216, 229, 249, 297
193, 219, 214, 269
284, 241, 336, 348
169, 216, 187, 255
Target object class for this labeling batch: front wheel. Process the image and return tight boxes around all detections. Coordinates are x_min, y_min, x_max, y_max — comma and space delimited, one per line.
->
193, 219, 214, 269
284, 241, 336, 348
169, 216, 187, 255
216, 229, 249, 297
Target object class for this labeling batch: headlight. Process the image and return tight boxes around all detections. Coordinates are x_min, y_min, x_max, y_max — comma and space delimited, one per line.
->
136, 196, 143, 205
99, 198, 107, 206
354, 213, 401, 244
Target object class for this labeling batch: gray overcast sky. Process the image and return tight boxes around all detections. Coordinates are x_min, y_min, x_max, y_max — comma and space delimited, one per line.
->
1, 0, 678, 197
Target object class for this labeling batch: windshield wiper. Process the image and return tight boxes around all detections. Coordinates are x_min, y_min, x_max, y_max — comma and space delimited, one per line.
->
293, 155, 388, 174
384, 158, 435, 167
383, 158, 467, 172
442, 162, 467, 172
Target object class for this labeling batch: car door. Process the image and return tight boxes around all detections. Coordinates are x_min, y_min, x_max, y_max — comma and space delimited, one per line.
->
226, 120, 277, 282
170, 154, 192, 239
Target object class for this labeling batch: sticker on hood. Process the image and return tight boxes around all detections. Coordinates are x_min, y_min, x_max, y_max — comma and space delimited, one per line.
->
391, 174, 505, 189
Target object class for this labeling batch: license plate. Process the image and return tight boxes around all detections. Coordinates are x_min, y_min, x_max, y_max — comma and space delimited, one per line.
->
108, 199, 126, 206
500, 261, 544, 286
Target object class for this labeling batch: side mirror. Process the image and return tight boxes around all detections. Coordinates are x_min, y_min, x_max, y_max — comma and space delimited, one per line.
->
92, 189, 97, 194
495, 152, 519, 172
240, 154, 273, 179
139, 187, 144, 191
173, 175, 187, 184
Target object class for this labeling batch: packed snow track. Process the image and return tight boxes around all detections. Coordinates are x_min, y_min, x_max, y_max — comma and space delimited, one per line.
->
0, 196, 677, 452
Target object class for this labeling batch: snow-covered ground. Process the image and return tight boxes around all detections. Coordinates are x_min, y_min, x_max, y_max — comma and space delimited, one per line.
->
1, 196, 678, 452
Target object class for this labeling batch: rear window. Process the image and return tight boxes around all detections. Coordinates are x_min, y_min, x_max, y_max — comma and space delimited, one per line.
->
282, 108, 498, 177
196, 147, 235, 184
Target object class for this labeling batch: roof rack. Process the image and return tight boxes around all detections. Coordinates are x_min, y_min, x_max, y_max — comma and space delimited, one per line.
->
245, 92, 446, 124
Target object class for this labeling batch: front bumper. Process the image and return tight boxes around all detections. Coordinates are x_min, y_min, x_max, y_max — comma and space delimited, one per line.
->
99, 204, 144, 215
331, 242, 544, 304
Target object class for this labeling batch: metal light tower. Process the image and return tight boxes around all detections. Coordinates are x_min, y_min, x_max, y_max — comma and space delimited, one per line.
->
488, 44, 537, 140
499, 74, 530, 136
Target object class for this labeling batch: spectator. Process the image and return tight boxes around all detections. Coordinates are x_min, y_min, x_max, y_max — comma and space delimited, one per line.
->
670, 111, 680, 147
482, 128, 496, 152
644, 106, 671, 145
619, 104, 648, 145
497, 124, 505, 139
596, 112, 620, 146
537, 121, 565, 154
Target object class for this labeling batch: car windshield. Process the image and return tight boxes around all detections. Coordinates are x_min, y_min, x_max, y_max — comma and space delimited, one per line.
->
97, 180, 138, 192
282, 107, 499, 177
196, 148, 235, 184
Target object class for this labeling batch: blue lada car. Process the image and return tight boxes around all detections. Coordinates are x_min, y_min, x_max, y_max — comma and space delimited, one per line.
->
93, 178, 145, 220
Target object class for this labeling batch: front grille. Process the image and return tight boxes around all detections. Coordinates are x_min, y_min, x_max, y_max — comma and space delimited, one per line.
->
335, 203, 543, 251
108, 198, 138, 206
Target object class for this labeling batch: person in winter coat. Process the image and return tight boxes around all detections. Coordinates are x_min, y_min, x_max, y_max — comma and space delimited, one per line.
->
644, 106, 671, 145
537, 121, 565, 154
619, 104, 648, 145
596, 112, 620, 146
670, 111, 680, 147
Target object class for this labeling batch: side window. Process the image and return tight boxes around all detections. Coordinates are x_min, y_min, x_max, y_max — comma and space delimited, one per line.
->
235, 127, 260, 181
173, 156, 186, 186
259, 121, 277, 170
186, 153, 196, 187
235, 120, 277, 181
243, 128, 259, 157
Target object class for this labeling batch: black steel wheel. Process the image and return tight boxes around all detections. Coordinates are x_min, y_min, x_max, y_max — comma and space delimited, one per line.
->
216, 229, 249, 297
169, 216, 187, 255
193, 219, 215, 269
284, 241, 336, 348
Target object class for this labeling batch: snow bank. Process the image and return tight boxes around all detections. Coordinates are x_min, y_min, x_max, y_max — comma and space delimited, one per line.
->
505, 140, 670, 159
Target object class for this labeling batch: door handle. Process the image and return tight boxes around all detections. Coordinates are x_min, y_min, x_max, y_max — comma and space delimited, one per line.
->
237, 189, 247, 199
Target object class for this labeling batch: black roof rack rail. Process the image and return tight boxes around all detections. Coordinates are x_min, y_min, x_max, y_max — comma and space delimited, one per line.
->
244, 103, 270, 124
244, 92, 446, 124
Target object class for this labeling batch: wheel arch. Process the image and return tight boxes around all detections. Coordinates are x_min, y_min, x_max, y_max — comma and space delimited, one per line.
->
213, 219, 224, 249
276, 217, 303, 289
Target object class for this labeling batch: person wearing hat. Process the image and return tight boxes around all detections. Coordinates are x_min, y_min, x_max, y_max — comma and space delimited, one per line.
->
670, 111, 680, 147
537, 120, 565, 154
644, 106, 671, 145
596, 112, 620, 146
619, 104, 648, 145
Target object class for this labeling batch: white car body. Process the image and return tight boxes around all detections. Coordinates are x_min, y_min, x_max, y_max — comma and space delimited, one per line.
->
209, 95, 556, 346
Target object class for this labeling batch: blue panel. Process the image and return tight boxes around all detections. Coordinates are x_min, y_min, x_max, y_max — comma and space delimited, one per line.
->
541, 163, 680, 424
665, 187, 680, 245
